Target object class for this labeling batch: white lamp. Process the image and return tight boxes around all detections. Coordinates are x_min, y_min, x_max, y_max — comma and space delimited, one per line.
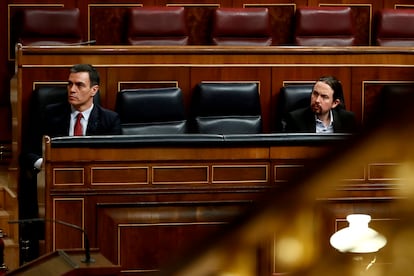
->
330, 214, 387, 273
330, 214, 387, 254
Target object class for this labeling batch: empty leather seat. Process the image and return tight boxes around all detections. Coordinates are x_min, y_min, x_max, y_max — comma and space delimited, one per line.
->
212, 8, 272, 46
127, 6, 189, 45
294, 7, 356, 46
191, 82, 262, 134
18, 8, 83, 46
275, 84, 313, 132
115, 87, 188, 134
375, 9, 414, 46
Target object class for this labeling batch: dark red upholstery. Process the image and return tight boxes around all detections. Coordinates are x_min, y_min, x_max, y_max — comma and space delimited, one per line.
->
212, 8, 272, 46
294, 7, 355, 46
127, 7, 189, 45
19, 8, 82, 46
375, 9, 414, 46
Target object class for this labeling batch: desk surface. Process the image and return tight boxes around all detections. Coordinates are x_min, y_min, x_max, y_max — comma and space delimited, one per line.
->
16, 45, 414, 66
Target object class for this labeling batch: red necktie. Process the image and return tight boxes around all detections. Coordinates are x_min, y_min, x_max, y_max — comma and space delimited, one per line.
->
74, 113, 83, 136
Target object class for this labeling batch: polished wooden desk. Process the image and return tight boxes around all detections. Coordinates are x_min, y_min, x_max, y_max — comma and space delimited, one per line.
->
39, 133, 401, 274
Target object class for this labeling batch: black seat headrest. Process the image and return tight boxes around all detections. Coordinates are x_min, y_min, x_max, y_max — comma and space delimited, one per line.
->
115, 87, 188, 134
275, 84, 313, 132
191, 82, 262, 134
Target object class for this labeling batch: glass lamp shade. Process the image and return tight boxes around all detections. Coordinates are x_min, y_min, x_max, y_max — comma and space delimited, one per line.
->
330, 214, 387, 253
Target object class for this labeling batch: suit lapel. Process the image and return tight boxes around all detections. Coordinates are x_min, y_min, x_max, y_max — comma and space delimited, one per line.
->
332, 109, 342, 132
86, 105, 99, 135
51, 105, 71, 136
304, 107, 317, 132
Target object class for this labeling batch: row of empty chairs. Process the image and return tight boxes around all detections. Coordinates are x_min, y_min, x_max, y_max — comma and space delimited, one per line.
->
17, 7, 414, 47
116, 83, 263, 135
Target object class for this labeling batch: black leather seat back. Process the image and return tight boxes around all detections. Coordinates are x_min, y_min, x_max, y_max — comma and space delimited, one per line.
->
26, 86, 68, 146
276, 84, 313, 131
191, 82, 262, 134
116, 87, 188, 134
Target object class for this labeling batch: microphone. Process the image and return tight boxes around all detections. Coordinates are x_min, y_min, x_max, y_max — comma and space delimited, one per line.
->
69, 40, 97, 46
40, 40, 96, 46
8, 218, 95, 263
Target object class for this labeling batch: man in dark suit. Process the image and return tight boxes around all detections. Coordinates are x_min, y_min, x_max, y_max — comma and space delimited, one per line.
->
283, 76, 357, 133
18, 64, 121, 262
22, 64, 121, 169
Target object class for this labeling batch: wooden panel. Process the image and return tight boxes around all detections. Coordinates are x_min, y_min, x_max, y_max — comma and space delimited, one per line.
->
274, 162, 366, 183
176, 5, 219, 45
351, 67, 414, 123
88, 3, 142, 45
270, 145, 332, 159
244, 4, 296, 46
96, 202, 250, 271
368, 163, 403, 181
339, 164, 366, 182
53, 168, 84, 186
153, 165, 209, 184
91, 166, 149, 185
52, 198, 84, 251
362, 80, 414, 125
274, 164, 305, 183
212, 164, 268, 184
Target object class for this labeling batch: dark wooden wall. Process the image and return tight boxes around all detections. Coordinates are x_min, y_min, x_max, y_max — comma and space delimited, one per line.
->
2, 0, 414, 162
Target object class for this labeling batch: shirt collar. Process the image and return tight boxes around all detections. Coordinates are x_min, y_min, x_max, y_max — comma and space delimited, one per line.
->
71, 104, 94, 121
315, 110, 334, 133
315, 110, 334, 125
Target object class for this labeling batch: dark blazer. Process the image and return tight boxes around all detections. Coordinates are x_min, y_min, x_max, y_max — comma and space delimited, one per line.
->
283, 106, 357, 133
21, 102, 121, 168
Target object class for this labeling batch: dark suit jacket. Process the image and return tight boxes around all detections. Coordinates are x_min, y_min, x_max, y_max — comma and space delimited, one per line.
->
21, 102, 121, 168
284, 106, 357, 133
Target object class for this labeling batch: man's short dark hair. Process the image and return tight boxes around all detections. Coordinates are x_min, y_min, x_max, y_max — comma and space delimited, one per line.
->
70, 64, 100, 86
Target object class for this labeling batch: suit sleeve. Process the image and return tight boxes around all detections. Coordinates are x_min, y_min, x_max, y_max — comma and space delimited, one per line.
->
108, 112, 122, 135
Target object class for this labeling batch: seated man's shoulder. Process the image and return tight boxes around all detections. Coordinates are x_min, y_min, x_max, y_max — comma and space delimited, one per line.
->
336, 108, 355, 118
289, 106, 311, 117
95, 104, 119, 117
